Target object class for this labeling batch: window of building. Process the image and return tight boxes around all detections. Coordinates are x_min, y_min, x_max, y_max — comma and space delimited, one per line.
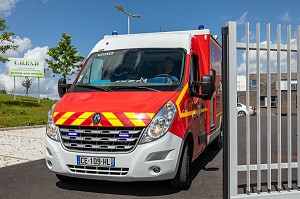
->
271, 96, 277, 107
291, 83, 297, 91
278, 80, 297, 91
251, 79, 257, 91
260, 96, 277, 107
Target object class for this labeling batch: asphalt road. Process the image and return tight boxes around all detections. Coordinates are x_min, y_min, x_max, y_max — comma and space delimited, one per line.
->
0, 147, 223, 199
236, 116, 299, 193
1, 116, 297, 198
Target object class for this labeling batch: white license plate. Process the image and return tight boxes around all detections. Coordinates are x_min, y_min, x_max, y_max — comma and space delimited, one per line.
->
77, 156, 115, 167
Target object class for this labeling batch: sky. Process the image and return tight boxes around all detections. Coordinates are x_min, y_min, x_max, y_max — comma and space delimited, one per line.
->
0, 0, 299, 99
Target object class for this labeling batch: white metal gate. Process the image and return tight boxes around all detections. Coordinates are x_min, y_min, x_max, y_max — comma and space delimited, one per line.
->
222, 21, 300, 198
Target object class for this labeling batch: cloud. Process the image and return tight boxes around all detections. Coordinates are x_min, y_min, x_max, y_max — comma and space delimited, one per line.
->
41, 0, 50, 4
237, 12, 248, 25
280, 11, 291, 23
237, 39, 297, 75
221, 16, 231, 22
0, 46, 60, 99
240, 31, 255, 42
1, 37, 32, 59
24, 46, 49, 60
0, 0, 19, 16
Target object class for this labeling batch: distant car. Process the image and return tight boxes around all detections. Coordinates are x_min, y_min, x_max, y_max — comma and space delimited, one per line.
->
237, 103, 256, 116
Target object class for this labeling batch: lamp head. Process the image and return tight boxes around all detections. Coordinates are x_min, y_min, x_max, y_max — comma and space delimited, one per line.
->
115, 4, 125, 12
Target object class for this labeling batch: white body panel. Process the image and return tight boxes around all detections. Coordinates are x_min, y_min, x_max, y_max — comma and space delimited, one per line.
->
45, 131, 183, 181
89, 29, 211, 56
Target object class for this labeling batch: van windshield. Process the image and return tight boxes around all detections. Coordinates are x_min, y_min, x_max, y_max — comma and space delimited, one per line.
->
73, 48, 185, 92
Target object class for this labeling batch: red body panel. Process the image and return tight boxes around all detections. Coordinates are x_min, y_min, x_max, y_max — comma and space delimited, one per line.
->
56, 91, 176, 113
54, 31, 222, 164
54, 91, 177, 127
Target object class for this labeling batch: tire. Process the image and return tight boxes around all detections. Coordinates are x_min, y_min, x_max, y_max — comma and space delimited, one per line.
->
56, 174, 74, 182
170, 141, 191, 190
238, 111, 246, 116
209, 133, 222, 150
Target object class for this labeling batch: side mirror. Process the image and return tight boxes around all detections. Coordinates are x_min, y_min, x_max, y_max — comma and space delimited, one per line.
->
58, 78, 71, 98
191, 75, 215, 100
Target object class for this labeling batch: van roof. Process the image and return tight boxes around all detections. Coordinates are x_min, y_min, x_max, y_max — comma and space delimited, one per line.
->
89, 29, 211, 55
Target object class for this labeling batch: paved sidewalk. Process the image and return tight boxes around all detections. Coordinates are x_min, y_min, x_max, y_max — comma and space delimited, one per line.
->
0, 126, 46, 168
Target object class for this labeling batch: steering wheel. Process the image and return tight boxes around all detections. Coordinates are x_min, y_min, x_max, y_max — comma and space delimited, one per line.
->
155, 74, 173, 79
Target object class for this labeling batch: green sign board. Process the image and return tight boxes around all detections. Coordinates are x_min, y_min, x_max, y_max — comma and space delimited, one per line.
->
8, 58, 45, 78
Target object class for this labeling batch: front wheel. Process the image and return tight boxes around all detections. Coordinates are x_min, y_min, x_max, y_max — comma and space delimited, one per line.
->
170, 141, 191, 190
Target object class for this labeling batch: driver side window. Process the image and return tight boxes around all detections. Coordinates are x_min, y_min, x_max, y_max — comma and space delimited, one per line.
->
190, 54, 200, 82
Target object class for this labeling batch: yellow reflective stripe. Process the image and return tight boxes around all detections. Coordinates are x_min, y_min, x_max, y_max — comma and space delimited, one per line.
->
176, 83, 189, 110
53, 112, 59, 117
175, 83, 209, 118
216, 111, 222, 117
201, 108, 208, 113
124, 112, 146, 126
102, 112, 124, 126
55, 112, 75, 125
109, 119, 124, 126
71, 119, 85, 126
71, 112, 95, 126
123, 112, 135, 119
180, 110, 197, 117
176, 83, 189, 118
146, 113, 155, 119
79, 112, 95, 119
131, 119, 146, 126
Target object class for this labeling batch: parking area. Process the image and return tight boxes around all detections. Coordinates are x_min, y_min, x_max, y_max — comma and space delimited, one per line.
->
0, 126, 223, 199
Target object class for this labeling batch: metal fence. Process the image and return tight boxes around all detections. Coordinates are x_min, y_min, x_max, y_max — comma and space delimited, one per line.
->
222, 21, 300, 198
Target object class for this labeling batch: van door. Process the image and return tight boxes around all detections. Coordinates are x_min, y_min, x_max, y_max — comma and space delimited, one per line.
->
210, 69, 216, 131
190, 53, 206, 159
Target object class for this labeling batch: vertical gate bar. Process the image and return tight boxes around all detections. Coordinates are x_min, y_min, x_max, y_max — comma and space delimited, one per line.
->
245, 22, 251, 193
287, 25, 292, 189
266, 23, 272, 191
222, 25, 229, 199
277, 24, 282, 190
297, 25, 300, 188
256, 23, 261, 192
228, 21, 238, 197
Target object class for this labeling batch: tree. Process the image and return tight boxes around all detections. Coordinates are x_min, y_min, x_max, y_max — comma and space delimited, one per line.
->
46, 33, 84, 80
21, 77, 32, 97
0, 18, 18, 63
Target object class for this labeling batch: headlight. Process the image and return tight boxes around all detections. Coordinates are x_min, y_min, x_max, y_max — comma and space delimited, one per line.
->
46, 103, 60, 141
139, 101, 176, 144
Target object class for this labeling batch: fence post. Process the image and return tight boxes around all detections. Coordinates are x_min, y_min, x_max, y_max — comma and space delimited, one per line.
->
222, 25, 229, 199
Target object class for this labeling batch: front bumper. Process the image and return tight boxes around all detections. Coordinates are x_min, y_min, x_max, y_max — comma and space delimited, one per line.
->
45, 132, 183, 182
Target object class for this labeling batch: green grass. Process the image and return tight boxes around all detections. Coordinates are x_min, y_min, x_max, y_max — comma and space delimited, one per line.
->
0, 93, 57, 128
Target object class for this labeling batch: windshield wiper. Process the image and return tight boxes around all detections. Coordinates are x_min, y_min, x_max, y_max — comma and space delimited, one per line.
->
109, 86, 160, 92
76, 84, 111, 92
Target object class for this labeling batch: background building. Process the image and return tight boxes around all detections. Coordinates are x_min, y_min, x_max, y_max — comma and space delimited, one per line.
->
237, 73, 297, 115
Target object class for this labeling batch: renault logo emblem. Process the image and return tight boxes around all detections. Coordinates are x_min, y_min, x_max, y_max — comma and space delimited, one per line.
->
93, 113, 101, 124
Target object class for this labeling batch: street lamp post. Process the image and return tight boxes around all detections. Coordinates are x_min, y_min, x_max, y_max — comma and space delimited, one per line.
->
114, 4, 141, 34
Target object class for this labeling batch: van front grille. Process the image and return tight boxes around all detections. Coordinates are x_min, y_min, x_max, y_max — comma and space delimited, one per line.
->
67, 164, 129, 176
59, 126, 143, 153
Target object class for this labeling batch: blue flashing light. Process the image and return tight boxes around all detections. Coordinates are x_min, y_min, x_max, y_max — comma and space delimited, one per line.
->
118, 131, 130, 138
68, 132, 78, 136
198, 25, 204, 30
112, 30, 118, 35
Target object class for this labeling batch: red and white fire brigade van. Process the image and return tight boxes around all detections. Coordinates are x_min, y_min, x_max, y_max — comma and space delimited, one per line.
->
45, 27, 222, 189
